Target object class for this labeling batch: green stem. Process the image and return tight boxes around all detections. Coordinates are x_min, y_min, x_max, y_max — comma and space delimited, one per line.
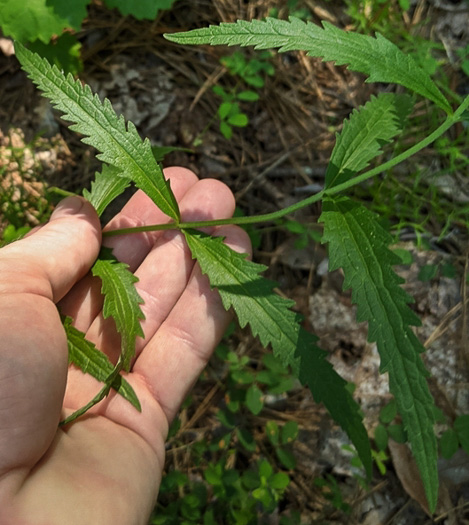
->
59, 359, 124, 426
103, 95, 469, 238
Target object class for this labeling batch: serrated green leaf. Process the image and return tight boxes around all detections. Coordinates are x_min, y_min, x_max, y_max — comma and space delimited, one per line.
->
14, 41, 180, 221
83, 164, 130, 217
183, 228, 372, 476
91, 248, 145, 371
320, 196, 438, 511
103, 0, 176, 20
0, 0, 89, 43
63, 316, 141, 411
326, 93, 413, 188
165, 17, 451, 113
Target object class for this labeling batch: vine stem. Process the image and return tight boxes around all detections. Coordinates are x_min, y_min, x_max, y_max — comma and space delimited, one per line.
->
103, 95, 469, 238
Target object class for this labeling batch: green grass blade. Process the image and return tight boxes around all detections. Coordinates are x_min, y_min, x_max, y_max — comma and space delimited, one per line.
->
83, 164, 130, 217
14, 41, 180, 221
165, 17, 451, 113
91, 248, 145, 371
326, 93, 413, 189
183, 229, 372, 475
64, 317, 141, 411
320, 196, 438, 511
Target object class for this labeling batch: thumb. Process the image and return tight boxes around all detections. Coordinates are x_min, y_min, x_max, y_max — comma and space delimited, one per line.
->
0, 196, 101, 302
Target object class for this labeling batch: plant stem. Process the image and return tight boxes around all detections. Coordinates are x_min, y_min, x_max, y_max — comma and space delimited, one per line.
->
103, 95, 469, 238
59, 359, 124, 426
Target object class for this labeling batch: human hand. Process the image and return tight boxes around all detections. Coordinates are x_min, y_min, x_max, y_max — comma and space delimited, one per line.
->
0, 167, 251, 525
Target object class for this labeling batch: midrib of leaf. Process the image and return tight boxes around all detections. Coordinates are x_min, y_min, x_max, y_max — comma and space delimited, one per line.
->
320, 196, 438, 511
183, 228, 372, 476
14, 41, 180, 221
165, 17, 451, 114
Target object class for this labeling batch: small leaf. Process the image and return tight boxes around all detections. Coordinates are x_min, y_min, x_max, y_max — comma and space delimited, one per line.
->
165, 17, 451, 113
379, 399, 398, 424
266, 421, 279, 445
91, 248, 145, 371
15, 42, 180, 221
418, 264, 439, 282
276, 448, 296, 470
218, 101, 234, 119
219, 121, 232, 139
245, 383, 263, 415
63, 317, 141, 410
270, 471, 290, 489
236, 427, 257, 452
439, 429, 459, 459
83, 164, 130, 217
281, 421, 299, 444
326, 93, 413, 188
374, 424, 389, 451
237, 90, 260, 101
454, 415, 469, 454
228, 112, 249, 127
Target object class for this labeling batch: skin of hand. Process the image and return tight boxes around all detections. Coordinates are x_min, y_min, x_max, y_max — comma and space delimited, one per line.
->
0, 167, 251, 525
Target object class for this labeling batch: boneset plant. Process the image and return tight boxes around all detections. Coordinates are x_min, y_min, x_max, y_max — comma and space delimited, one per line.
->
14, 16, 469, 514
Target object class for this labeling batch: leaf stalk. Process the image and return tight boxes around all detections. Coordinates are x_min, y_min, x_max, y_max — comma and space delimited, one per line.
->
103, 95, 469, 238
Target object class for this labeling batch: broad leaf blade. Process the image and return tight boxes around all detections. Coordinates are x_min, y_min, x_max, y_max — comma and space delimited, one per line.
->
91, 248, 145, 371
320, 196, 438, 511
165, 17, 451, 113
183, 229, 371, 475
64, 317, 141, 411
83, 164, 130, 217
326, 93, 413, 188
0, 0, 88, 43
14, 41, 180, 221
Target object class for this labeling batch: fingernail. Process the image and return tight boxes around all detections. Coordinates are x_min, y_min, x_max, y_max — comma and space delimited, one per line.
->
50, 196, 86, 220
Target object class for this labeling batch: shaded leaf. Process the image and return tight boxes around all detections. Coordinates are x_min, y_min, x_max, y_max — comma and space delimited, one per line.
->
320, 195, 438, 511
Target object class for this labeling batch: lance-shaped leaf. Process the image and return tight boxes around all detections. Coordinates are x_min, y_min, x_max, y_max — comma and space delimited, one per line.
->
326, 93, 413, 189
83, 164, 130, 217
14, 41, 180, 221
320, 196, 438, 511
183, 229, 371, 476
64, 317, 141, 411
91, 248, 145, 371
165, 17, 451, 114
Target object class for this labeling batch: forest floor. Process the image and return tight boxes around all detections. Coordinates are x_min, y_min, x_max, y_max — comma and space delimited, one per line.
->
1, 1, 469, 523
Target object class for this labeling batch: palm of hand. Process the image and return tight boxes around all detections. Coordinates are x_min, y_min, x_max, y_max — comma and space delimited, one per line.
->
0, 168, 249, 524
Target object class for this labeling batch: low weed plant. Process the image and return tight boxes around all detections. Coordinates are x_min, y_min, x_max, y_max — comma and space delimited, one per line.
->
12, 14, 469, 514
0, 0, 177, 74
